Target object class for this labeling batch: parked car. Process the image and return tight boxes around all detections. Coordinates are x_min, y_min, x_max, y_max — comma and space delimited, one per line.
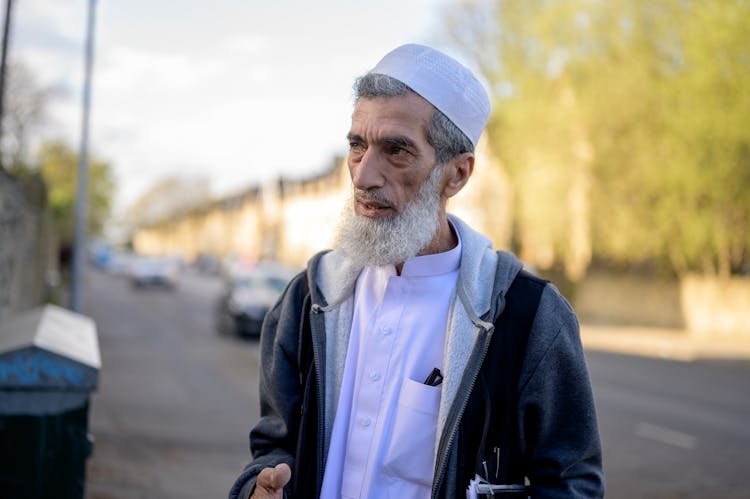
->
107, 250, 136, 276
215, 265, 294, 338
130, 256, 180, 289
193, 253, 221, 275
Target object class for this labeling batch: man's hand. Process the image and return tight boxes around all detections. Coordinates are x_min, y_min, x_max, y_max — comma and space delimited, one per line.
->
250, 463, 291, 499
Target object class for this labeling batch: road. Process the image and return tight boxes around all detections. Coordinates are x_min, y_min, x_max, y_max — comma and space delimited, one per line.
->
588, 351, 750, 498
81, 267, 750, 498
83, 267, 261, 499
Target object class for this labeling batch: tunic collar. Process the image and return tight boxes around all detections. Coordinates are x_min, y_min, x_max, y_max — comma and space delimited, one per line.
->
388, 221, 463, 278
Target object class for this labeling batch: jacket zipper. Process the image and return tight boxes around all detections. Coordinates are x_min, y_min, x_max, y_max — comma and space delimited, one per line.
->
431, 325, 494, 499
310, 304, 326, 496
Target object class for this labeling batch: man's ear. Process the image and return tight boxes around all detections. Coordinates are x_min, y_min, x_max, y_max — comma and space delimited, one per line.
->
442, 152, 474, 198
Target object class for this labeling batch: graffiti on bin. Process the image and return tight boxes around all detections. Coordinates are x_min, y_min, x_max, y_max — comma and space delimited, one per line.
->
0, 350, 85, 387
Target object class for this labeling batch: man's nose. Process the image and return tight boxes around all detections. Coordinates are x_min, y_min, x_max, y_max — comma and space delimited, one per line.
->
351, 149, 385, 191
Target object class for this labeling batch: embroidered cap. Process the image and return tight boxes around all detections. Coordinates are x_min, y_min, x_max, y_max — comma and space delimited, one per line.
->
369, 43, 491, 148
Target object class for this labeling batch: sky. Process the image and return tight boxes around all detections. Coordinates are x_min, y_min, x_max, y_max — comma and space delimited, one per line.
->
9, 0, 467, 215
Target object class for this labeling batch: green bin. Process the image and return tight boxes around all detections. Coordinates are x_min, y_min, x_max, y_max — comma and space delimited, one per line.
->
0, 305, 100, 499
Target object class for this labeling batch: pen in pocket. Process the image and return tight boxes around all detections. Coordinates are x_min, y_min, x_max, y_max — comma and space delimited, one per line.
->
423, 367, 443, 386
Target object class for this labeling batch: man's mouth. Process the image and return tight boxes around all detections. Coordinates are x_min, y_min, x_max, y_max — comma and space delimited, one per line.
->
355, 195, 395, 218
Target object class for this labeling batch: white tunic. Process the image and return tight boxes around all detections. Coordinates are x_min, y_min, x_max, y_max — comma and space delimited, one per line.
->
320, 236, 462, 499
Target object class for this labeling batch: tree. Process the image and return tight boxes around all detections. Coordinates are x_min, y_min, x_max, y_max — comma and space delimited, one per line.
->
37, 140, 116, 246
658, 1, 750, 276
2, 60, 49, 168
442, 0, 750, 277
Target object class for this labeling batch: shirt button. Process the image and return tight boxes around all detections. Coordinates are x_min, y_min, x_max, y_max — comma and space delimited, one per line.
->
361, 416, 372, 427
381, 326, 392, 336
369, 371, 380, 381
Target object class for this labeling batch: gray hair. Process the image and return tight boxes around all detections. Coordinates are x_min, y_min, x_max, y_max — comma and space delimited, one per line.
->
353, 73, 474, 164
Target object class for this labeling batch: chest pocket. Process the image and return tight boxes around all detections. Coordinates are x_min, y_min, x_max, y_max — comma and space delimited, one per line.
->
382, 378, 442, 486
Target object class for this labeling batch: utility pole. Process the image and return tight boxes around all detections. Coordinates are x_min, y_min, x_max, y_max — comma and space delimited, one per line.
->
0, 0, 14, 170
70, 0, 98, 312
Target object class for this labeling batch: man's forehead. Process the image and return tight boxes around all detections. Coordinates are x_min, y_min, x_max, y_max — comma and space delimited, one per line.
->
349, 95, 433, 141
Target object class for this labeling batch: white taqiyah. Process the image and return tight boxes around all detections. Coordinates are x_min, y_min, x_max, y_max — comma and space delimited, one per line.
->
369, 43, 491, 148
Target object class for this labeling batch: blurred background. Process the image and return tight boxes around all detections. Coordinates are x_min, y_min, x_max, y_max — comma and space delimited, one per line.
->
0, 0, 748, 498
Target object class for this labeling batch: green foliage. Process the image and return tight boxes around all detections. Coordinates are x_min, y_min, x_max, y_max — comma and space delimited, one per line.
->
36, 141, 116, 246
445, 0, 750, 276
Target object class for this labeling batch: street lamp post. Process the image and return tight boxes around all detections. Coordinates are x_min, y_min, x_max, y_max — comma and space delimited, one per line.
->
70, 0, 98, 312
0, 0, 15, 170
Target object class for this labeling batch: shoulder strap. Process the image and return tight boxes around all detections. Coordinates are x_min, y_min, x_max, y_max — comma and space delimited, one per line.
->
490, 265, 547, 485
497, 267, 547, 338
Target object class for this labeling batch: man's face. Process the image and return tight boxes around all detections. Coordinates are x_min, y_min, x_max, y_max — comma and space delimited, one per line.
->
334, 93, 447, 267
346, 93, 442, 218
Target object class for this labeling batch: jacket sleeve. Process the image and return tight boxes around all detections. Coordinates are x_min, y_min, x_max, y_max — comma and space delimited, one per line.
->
228, 273, 307, 499
517, 285, 605, 498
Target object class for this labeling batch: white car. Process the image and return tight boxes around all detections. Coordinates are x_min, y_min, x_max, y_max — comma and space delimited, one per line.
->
215, 263, 296, 337
130, 256, 180, 289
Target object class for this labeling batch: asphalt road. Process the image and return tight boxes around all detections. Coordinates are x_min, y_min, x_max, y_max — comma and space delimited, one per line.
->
83, 267, 261, 499
588, 351, 750, 498
81, 266, 750, 498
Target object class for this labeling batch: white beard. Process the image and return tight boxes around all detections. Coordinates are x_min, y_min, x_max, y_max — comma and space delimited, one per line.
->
334, 163, 446, 269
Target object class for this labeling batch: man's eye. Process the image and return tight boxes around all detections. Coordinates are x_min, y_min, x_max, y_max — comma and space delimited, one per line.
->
389, 145, 407, 156
349, 142, 365, 152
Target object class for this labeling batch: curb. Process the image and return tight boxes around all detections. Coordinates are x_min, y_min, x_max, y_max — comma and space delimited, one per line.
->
580, 325, 750, 362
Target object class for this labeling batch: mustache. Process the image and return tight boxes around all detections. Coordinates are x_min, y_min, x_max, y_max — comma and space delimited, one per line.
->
353, 189, 396, 210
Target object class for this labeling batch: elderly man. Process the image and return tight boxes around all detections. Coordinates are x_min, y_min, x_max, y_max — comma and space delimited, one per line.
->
230, 44, 604, 499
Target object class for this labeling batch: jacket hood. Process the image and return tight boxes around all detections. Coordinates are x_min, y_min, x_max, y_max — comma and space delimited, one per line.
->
310, 214, 522, 310
448, 214, 521, 320
311, 249, 360, 311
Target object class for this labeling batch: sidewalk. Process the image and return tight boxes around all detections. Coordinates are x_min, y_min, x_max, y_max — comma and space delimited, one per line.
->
580, 324, 750, 361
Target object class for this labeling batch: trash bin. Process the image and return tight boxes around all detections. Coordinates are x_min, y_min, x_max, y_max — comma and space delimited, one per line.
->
0, 304, 100, 499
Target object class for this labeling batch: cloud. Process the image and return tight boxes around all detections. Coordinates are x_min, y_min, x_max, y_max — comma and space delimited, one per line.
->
15, 0, 86, 43
219, 34, 268, 55
11, 0, 450, 216
97, 48, 200, 94
88, 44, 285, 208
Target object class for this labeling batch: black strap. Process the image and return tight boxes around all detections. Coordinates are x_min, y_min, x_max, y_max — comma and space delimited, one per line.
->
482, 267, 547, 488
